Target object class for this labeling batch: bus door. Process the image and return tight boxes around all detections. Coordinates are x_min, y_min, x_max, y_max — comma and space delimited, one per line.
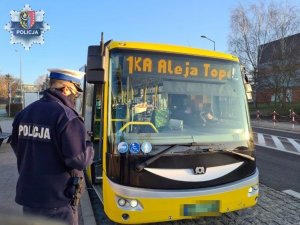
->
85, 43, 108, 186
91, 84, 104, 184
80, 78, 104, 185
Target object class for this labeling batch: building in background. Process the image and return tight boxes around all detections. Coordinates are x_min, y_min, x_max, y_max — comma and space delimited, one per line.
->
256, 33, 300, 104
22, 84, 42, 108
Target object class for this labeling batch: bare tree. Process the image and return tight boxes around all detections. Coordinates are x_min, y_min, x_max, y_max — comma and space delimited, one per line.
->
228, 1, 300, 108
34, 74, 48, 91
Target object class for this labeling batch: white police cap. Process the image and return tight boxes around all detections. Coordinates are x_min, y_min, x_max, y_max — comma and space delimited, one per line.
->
48, 68, 84, 92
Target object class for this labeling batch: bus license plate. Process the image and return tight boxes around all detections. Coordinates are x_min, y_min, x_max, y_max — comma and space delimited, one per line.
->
182, 200, 220, 216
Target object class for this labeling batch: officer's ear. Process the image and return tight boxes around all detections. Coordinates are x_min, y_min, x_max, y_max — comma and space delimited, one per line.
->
61, 86, 71, 96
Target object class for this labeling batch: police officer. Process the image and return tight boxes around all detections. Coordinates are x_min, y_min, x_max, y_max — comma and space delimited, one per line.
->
10, 68, 94, 225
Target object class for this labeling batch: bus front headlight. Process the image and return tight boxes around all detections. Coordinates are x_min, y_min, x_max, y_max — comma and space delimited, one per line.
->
118, 198, 126, 206
248, 184, 259, 197
130, 199, 138, 208
116, 196, 143, 211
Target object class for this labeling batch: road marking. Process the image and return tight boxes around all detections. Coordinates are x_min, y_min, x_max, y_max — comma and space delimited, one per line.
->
257, 133, 266, 146
255, 143, 300, 156
252, 125, 300, 134
271, 135, 285, 150
287, 138, 300, 153
254, 132, 300, 156
283, 189, 300, 199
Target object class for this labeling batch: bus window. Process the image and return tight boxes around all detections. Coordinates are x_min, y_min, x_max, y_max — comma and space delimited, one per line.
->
105, 50, 251, 157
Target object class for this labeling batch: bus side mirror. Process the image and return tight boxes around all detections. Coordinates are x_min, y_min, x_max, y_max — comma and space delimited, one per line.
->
86, 45, 106, 83
245, 83, 253, 102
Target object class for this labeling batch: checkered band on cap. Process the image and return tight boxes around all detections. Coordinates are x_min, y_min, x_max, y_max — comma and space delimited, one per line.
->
48, 68, 85, 92
48, 68, 84, 83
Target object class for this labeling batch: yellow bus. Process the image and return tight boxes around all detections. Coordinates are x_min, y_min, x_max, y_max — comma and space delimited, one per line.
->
83, 35, 259, 224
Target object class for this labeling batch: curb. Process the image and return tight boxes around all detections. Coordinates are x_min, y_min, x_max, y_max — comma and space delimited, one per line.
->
251, 120, 300, 132
80, 180, 97, 225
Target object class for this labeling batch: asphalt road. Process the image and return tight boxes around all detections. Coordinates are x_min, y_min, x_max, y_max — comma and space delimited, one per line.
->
253, 127, 300, 192
253, 127, 300, 140
255, 145, 300, 192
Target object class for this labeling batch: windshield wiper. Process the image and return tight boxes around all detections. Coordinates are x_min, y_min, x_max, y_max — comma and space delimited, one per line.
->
136, 144, 255, 172
226, 150, 255, 161
135, 142, 209, 172
209, 148, 255, 161
136, 145, 178, 172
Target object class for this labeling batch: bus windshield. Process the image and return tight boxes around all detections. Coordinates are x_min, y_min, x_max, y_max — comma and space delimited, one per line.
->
108, 50, 250, 152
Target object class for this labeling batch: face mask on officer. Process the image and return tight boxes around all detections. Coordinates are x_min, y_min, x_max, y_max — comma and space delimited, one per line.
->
64, 84, 80, 107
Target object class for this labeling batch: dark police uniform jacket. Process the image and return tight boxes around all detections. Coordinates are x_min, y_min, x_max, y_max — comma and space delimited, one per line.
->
10, 89, 94, 208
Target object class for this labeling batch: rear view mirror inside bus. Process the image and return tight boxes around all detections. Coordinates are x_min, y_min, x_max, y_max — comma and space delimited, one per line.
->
86, 45, 106, 83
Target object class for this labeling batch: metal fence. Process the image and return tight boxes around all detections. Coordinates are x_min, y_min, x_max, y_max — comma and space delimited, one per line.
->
253, 109, 300, 124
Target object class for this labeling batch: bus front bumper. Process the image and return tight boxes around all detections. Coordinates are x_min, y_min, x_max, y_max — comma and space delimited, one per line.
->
103, 169, 259, 224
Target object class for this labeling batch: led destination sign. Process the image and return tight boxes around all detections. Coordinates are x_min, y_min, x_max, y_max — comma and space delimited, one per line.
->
125, 54, 234, 81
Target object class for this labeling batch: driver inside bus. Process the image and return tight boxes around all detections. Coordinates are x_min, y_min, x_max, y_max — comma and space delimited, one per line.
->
184, 96, 216, 126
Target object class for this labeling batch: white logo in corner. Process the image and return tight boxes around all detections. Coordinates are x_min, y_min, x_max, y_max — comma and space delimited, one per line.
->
4, 4, 50, 50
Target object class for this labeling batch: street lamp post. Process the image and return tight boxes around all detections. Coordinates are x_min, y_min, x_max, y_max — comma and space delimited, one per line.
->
8, 80, 17, 117
201, 35, 215, 51
8, 82, 11, 117
15, 50, 23, 109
